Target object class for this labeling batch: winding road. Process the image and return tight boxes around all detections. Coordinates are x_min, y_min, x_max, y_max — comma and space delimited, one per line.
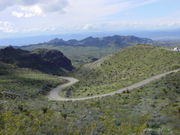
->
48, 69, 180, 101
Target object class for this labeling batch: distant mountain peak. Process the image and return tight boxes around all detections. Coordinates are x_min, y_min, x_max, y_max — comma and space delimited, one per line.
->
48, 38, 66, 44
83, 36, 96, 40
43, 35, 153, 47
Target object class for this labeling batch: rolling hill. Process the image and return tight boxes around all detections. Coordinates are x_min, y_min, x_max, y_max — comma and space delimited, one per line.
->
61, 44, 180, 97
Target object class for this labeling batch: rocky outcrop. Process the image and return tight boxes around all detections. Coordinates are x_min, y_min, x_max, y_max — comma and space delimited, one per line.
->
0, 46, 74, 75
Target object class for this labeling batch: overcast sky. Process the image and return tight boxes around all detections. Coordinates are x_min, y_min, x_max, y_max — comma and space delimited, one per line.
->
0, 0, 180, 38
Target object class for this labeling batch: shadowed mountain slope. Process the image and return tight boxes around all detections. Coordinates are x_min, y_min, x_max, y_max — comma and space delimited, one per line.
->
0, 47, 74, 75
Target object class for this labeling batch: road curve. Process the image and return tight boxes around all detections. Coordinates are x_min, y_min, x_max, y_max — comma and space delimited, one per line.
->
48, 77, 79, 101
48, 69, 179, 101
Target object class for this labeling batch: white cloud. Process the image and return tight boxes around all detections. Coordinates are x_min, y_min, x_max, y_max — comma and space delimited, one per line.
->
12, 5, 43, 18
61, 0, 161, 31
82, 24, 95, 30
2, 0, 179, 35
0, 0, 68, 16
0, 21, 16, 33
61, 0, 161, 25
22, 27, 56, 32
94, 16, 180, 31
12, 12, 24, 18
131, 0, 160, 8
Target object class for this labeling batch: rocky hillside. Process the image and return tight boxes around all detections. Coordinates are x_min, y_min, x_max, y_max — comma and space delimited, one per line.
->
0, 46, 74, 75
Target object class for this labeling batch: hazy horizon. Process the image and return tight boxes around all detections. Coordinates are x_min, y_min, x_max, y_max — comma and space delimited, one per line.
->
0, 0, 180, 40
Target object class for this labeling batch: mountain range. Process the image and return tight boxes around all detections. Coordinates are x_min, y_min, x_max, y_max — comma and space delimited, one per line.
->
19, 35, 153, 66
1, 29, 180, 46
24, 35, 153, 48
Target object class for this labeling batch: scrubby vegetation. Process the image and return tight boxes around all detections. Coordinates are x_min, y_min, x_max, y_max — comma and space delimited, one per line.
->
0, 44, 179, 135
1, 70, 180, 135
61, 45, 180, 97
0, 62, 66, 98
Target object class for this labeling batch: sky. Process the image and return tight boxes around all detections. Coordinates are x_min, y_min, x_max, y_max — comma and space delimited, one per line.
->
0, 0, 180, 39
